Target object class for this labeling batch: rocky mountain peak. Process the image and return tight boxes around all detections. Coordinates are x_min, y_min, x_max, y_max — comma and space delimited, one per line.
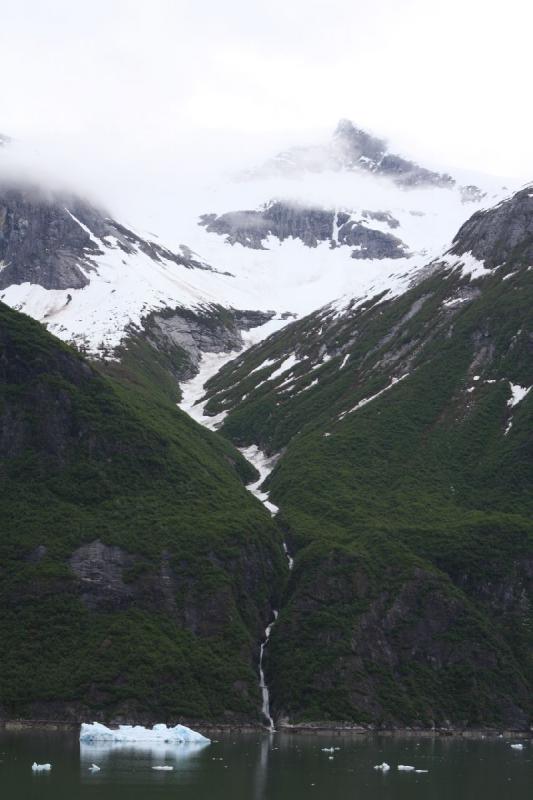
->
332, 119, 387, 165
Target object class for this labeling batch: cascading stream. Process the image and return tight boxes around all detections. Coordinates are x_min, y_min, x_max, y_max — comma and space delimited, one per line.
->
259, 611, 278, 731
258, 543, 294, 730
179, 354, 296, 732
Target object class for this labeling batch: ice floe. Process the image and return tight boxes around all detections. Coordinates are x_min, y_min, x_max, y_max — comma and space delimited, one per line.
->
32, 762, 51, 772
79, 722, 210, 744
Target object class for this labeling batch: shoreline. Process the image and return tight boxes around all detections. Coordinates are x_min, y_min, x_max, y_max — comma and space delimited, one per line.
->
1, 719, 531, 739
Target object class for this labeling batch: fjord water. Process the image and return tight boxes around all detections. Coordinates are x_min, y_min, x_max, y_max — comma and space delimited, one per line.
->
1, 730, 530, 799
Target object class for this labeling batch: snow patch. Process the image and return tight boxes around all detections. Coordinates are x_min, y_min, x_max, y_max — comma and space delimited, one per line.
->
505, 383, 531, 435
178, 316, 287, 429
268, 353, 300, 382
239, 444, 280, 516
507, 383, 531, 408
179, 350, 240, 430
447, 251, 493, 281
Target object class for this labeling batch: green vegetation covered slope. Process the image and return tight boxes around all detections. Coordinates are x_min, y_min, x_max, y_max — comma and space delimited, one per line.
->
0, 302, 286, 724
200, 188, 533, 729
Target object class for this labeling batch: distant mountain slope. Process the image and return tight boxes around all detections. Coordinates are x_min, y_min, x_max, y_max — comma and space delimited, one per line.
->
191, 187, 533, 729
0, 301, 286, 724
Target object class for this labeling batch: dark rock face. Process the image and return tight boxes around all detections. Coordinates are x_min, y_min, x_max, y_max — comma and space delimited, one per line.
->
0, 182, 218, 291
0, 186, 101, 289
140, 306, 276, 381
451, 186, 533, 268
269, 557, 531, 728
337, 216, 408, 260
69, 541, 137, 611
200, 202, 408, 260
362, 210, 400, 229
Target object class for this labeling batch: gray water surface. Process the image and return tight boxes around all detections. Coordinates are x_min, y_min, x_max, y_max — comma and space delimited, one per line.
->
1, 729, 531, 799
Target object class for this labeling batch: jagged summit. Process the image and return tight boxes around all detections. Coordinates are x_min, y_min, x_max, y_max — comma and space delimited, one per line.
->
252, 118, 460, 190
332, 118, 387, 165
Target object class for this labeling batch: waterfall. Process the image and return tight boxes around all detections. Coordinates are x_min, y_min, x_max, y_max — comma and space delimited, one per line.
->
259, 611, 278, 731
283, 541, 294, 571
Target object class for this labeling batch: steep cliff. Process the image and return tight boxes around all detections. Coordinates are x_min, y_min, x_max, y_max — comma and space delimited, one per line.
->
0, 302, 286, 724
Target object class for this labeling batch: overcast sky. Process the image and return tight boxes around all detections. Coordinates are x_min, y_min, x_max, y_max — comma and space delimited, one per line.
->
1, 0, 532, 199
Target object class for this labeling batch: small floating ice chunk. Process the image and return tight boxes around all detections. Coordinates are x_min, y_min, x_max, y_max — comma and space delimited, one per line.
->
374, 762, 390, 771
89, 763, 101, 772
415, 769, 429, 773
80, 722, 210, 744
32, 763, 51, 772
398, 764, 416, 771
510, 743, 524, 750
152, 765, 174, 770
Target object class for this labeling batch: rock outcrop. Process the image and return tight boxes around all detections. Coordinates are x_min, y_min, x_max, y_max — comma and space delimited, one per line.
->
200, 201, 408, 259
450, 185, 533, 268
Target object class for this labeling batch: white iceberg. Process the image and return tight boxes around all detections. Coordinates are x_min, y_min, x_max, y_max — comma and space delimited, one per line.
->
79, 722, 210, 745
88, 763, 101, 772
398, 764, 416, 771
152, 765, 174, 771
374, 762, 390, 772
32, 762, 51, 772
510, 743, 524, 750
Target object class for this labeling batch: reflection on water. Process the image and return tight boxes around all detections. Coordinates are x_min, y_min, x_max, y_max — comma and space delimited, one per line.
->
252, 731, 272, 800
0, 729, 531, 799
79, 738, 210, 785
80, 739, 210, 763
